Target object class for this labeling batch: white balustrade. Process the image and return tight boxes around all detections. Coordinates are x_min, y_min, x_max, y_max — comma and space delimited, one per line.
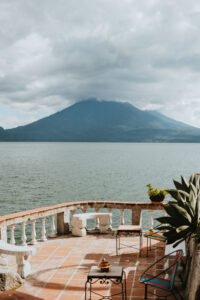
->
21, 222, 27, 246
50, 215, 56, 238
10, 225, 15, 245
41, 217, 47, 242
0, 201, 164, 246
30, 219, 37, 245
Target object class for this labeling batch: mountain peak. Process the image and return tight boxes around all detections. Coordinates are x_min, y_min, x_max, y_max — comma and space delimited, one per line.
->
3, 99, 200, 142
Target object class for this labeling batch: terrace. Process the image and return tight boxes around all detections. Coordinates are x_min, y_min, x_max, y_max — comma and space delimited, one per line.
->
0, 201, 199, 299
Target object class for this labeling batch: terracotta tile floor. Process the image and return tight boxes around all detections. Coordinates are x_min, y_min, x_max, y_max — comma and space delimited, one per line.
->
0, 234, 183, 299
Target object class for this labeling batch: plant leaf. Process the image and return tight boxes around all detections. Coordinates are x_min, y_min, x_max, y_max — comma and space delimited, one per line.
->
167, 189, 181, 201
170, 203, 192, 225
181, 175, 190, 192
173, 238, 186, 248
173, 179, 183, 190
189, 174, 195, 185
176, 225, 189, 233
156, 225, 174, 231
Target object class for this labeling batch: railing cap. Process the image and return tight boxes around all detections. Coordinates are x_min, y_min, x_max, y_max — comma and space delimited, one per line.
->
0, 201, 165, 224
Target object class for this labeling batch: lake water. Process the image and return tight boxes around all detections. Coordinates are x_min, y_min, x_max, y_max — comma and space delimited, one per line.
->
1, 142, 200, 240
1, 142, 200, 213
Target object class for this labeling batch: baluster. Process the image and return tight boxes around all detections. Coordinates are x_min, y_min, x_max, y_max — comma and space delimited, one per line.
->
30, 219, 37, 245
148, 210, 153, 230
82, 207, 87, 213
95, 207, 100, 229
50, 215, 56, 237
41, 217, 47, 242
21, 222, 27, 246
107, 208, 112, 230
10, 225, 15, 245
120, 209, 125, 225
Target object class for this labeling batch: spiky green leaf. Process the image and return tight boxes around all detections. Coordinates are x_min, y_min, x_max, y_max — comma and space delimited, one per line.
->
176, 225, 190, 233
178, 190, 190, 200
156, 215, 188, 227
156, 225, 174, 231
167, 189, 181, 201
173, 238, 186, 248
173, 179, 184, 191
181, 175, 190, 192
189, 174, 195, 185
194, 196, 200, 227
170, 203, 192, 224
184, 202, 195, 219
163, 204, 177, 218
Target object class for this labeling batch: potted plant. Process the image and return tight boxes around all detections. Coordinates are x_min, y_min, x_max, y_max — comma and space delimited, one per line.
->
156, 174, 200, 247
147, 184, 168, 202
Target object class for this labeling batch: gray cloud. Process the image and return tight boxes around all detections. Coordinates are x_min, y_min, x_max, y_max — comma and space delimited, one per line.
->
1, 0, 200, 128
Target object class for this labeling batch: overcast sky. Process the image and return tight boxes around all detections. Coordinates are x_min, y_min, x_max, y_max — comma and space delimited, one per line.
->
1, 0, 200, 129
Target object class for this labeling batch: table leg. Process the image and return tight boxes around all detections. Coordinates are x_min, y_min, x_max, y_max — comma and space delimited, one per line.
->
139, 232, 142, 257
116, 233, 118, 256
122, 281, 124, 300
123, 270, 127, 300
89, 280, 92, 300
85, 281, 88, 300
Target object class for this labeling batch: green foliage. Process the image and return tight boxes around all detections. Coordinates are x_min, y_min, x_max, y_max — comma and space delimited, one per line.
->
147, 184, 168, 197
156, 173, 200, 247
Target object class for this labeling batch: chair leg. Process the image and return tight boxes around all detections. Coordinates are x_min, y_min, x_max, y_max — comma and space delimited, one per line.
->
147, 237, 148, 257
145, 284, 148, 299
174, 286, 184, 300
171, 289, 178, 300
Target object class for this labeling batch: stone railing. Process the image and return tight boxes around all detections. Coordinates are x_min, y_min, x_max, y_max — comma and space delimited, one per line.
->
0, 201, 165, 245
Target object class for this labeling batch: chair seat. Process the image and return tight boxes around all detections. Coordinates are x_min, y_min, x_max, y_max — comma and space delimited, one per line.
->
139, 275, 171, 291
116, 225, 143, 256
139, 250, 184, 299
144, 231, 167, 242
117, 225, 142, 232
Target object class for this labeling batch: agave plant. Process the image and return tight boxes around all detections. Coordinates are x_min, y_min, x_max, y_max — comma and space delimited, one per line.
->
156, 174, 200, 247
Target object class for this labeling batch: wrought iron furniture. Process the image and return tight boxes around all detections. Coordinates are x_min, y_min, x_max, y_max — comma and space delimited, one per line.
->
143, 230, 167, 256
116, 225, 143, 256
85, 265, 127, 299
139, 249, 184, 300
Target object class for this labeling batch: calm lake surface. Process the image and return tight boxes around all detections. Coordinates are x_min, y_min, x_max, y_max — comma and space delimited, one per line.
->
1, 142, 200, 216
1, 142, 200, 242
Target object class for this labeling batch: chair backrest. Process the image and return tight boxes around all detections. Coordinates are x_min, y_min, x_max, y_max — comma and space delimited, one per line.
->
169, 249, 184, 288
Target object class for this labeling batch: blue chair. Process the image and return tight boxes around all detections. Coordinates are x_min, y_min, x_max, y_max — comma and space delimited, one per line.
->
139, 249, 184, 299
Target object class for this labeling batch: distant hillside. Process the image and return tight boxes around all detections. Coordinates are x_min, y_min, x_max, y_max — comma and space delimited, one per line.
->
1, 99, 200, 142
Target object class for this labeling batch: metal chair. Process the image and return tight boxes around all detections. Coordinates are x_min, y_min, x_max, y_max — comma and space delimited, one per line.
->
139, 249, 184, 300
143, 230, 167, 256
